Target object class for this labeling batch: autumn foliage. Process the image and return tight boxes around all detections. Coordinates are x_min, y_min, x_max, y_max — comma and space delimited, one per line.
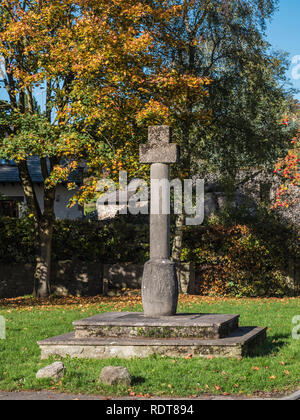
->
272, 133, 300, 209
0, 0, 210, 296
181, 221, 299, 297
1, 212, 298, 298
0, 0, 296, 298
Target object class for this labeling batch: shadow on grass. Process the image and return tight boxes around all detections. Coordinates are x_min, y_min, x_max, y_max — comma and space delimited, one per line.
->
249, 334, 290, 357
131, 376, 145, 385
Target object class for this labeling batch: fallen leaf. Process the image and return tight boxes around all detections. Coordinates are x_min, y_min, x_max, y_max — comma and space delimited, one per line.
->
185, 354, 193, 359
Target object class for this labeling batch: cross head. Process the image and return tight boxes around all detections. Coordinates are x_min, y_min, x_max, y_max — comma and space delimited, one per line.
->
139, 126, 180, 164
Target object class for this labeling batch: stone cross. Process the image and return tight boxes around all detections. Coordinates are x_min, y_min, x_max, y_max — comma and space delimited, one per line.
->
140, 126, 180, 317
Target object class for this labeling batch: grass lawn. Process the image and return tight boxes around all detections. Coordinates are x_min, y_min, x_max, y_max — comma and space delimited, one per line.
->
0, 293, 299, 398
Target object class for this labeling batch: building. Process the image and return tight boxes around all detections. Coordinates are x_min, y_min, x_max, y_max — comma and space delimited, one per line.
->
0, 158, 83, 219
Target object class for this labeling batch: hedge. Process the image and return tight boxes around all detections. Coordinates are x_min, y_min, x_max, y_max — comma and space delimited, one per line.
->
0, 215, 149, 264
181, 209, 300, 297
0, 208, 299, 297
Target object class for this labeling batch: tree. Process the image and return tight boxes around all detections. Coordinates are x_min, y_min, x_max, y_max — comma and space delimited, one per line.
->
272, 99, 300, 209
61, 1, 211, 204
0, 1, 85, 296
1, 1, 296, 295
0, 0, 175, 296
135, 0, 296, 261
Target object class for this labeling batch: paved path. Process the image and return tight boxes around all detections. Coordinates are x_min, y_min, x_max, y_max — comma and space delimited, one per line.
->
0, 390, 299, 400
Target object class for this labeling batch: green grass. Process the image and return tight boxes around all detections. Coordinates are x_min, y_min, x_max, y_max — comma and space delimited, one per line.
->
0, 294, 300, 398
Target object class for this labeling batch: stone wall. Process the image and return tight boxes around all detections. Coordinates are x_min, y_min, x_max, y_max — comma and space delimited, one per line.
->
0, 260, 103, 299
0, 260, 299, 299
102, 264, 144, 296
0, 261, 195, 299
100, 261, 300, 297
102, 263, 195, 296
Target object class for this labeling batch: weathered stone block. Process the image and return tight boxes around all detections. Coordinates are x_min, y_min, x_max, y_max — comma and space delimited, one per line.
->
148, 126, 172, 145
139, 143, 180, 164
73, 312, 239, 340
139, 126, 180, 164
99, 366, 132, 386
36, 362, 65, 380
38, 326, 267, 360
142, 260, 178, 317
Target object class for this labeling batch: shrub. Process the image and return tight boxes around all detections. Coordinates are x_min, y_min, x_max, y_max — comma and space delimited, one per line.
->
0, 207, 299, 297
181, 209, 300, 297
0, 215, 149, 264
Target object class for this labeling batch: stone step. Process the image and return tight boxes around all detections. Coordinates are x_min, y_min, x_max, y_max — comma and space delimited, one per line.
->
73, 312, 240, 340
38, 326, 267, 360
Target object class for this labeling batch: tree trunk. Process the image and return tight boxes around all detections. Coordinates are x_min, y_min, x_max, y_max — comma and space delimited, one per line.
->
33, 220, 53, 298
33, 158, 56, 298
172, 213, 185, 294
172, 213, 185, 263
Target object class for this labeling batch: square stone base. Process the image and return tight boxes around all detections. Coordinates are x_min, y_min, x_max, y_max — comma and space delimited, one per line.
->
73, 312, 240, 339
38, 312, 267, 360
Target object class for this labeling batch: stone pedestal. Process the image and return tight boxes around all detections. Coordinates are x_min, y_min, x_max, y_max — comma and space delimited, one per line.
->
139, 126, 180, 316
142, 260, 178, 317
38, 312, 267, 360
38, 125, 267, 362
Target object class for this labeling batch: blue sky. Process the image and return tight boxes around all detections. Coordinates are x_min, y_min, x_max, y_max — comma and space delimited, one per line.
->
266, 0, 300, 99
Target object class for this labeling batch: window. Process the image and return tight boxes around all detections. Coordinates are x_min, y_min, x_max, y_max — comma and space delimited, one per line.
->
0, 200, 19, 217
0, 159, 16, 165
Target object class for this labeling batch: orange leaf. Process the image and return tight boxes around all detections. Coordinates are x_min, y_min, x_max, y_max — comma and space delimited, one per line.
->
185, 354, 193, 359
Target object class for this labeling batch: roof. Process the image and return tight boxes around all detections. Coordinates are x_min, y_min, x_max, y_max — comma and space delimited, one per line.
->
0, 157, 81, 183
